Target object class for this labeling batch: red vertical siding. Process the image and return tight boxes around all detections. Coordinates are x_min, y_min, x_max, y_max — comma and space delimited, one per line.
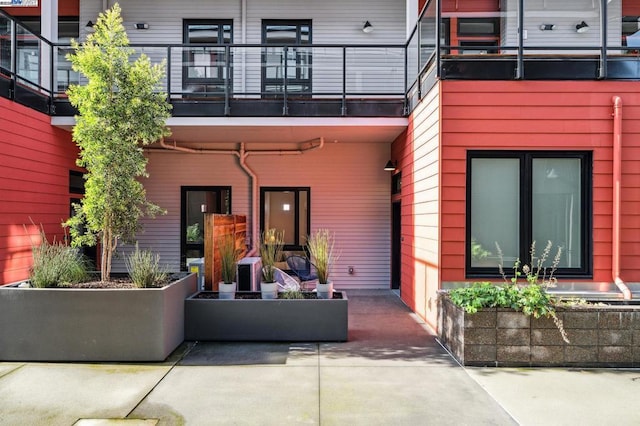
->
440, 80, 640, 284
0, 97, 77, 284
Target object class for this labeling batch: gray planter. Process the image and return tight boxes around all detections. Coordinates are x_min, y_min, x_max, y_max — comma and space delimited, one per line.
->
185, 292, 348, 341
438, 292, 640, 367
0, 273, 197, 362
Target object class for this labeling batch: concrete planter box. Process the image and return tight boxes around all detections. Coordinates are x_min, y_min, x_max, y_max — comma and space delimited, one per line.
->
185, 291, 348, 341
0, 273, 197, 362
438, 293, 640, 367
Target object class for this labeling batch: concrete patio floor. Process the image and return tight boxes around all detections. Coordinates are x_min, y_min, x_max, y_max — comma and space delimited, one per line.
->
1, 290, 639, 425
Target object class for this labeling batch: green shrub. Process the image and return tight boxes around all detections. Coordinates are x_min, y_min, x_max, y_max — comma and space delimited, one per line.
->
260, 229, 284, 283
30, 233, 89, 288
125, 244, 168, 288
449, 241, 568, 343
281, 289, 305, 299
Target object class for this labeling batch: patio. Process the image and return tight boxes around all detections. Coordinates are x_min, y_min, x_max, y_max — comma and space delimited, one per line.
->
1, 290, 639, 425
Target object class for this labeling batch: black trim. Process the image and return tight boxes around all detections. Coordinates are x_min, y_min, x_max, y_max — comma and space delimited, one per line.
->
180, 186, 232, 270
259, 186, 311, 251
466, 151, 592, 279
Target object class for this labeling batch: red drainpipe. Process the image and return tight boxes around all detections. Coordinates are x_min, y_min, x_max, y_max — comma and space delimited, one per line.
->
612, 96, 631, 300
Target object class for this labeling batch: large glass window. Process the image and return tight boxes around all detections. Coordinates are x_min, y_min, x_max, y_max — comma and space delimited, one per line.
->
467, 152, 591, 277
181, 186, 231, 269
182, 20, 233, 96
262, 20, 311, 97
260, 187, 310, 250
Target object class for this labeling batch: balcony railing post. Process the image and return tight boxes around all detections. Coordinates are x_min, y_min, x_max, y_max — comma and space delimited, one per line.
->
342, 46, 347, 116
10, 17, 16, 99
166, 46, 172, 101
224, 44, 231, 116
599, 0, 607, 79
282, 46, 288, 116
515, 0, 524, 79
436, 0, 441, 79
49, 41, 54, 113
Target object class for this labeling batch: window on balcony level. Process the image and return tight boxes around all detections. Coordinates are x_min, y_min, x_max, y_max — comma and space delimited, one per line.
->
182, 19, 233, 97
262, 20, 312, 97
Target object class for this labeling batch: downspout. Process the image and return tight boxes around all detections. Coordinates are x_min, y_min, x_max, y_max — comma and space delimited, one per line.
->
611, 96, 632, 300
238, 143, 259, 256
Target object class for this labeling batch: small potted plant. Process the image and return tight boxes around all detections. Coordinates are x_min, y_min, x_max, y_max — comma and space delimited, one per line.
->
218, 233, 241, 299
307, 229, 338, 299
259, 228, 284, 299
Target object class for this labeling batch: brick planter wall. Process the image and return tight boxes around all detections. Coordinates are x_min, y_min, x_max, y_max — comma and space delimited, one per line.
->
438, 293, 640, 367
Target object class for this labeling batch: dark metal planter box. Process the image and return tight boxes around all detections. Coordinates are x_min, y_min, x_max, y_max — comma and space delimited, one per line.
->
438, 293, 640, 367
185, 291, 348, 342
0, 273, 197, 362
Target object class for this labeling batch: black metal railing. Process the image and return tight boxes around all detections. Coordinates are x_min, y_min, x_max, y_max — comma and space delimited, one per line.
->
3, 2, 640, 117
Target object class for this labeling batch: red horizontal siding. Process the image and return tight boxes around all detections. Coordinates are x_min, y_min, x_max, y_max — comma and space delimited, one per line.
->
0, 97, 77, 284
440, 80, 640, 284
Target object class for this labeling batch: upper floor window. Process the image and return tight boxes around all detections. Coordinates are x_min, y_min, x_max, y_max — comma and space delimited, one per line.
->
262, 20, 312, 97
466, 151, 591, 278
182, 19, 233, 96
260, 187, 310, 250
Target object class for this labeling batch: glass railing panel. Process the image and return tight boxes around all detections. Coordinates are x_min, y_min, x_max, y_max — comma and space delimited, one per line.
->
406, 21, 419, 93
130, 45, 170, 93
53, 44, 78, 95
15, 21, 41, 88
345, 47, 405, 96
522, 0, 602, 55
0, 14, 12, 76
419, 0, 437, 70
308, 47, 343, 97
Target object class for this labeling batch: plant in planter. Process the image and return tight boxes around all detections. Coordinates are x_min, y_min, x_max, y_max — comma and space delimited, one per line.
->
448, 240, 568, 342
259, 228, 285, 299
125, 243, 169, 288
64, 4, 171, 283
306, 229, 339, 299
28, 229, 90, 288
218, 233, 241, 299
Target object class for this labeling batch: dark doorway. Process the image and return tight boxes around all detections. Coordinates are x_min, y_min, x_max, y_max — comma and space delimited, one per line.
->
180, 186, 231, 270
391, 201, 401, 290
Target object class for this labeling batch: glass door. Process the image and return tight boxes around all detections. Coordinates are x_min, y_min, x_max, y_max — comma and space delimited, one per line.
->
181, 186, 231, 269
262, 20, 311, 97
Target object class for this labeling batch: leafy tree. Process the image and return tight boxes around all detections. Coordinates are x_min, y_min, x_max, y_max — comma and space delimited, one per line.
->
65, 3, 171, 281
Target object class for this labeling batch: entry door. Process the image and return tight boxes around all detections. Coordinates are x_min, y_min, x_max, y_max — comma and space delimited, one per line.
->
181, 186, 231, 269
391, 201, 401, 290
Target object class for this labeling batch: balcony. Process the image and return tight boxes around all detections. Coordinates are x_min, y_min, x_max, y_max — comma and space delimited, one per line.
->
3, 1, 640, 119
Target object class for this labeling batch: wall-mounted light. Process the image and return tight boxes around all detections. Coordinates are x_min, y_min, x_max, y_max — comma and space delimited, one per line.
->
539, 24, 556, 31
383, 160, 396, 172
282, 203, 291, 211
362, 21, 374, 33
200, 204, 207, 213
85, 21, 95, 32
576, 21, 589, 33
133, 22, 149, 30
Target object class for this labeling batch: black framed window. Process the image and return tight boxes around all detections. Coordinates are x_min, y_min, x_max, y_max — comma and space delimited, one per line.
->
466, 151, 592, 278
182, 19, 233, 96
180, 186, 231, 269
457, 18, 500, 37
260, 187, 310, 250
69, 170, 84, 194
261, 20, 312, 97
